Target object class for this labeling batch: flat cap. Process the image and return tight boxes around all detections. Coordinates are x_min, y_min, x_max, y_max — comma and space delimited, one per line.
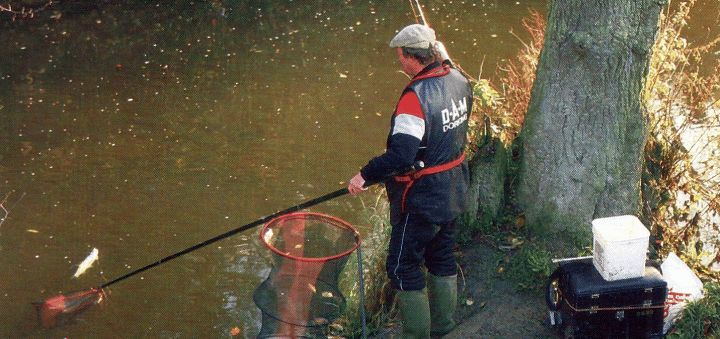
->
389, 24, 436, 49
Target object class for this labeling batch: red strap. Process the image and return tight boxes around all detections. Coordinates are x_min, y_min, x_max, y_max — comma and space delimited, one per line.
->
408, 65, 450, 86
394, 153, 466, 212
396, 153, 466, 182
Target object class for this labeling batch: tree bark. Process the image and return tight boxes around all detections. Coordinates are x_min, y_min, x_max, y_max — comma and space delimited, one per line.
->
517, 0, 665, 237
468, 137, 507, 228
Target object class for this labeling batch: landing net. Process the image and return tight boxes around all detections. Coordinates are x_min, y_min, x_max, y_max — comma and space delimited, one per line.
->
33, 288, 104, 328
253, 212, 361, 339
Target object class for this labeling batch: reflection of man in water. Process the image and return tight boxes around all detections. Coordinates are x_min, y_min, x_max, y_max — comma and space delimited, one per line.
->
348, 24, 473, 338
255, 217, 347, 338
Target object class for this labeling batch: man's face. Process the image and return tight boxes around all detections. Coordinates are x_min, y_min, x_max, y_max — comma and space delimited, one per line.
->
396, 48, 416, 77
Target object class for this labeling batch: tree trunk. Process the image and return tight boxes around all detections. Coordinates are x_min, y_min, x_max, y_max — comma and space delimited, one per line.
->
517, 0, 665, 238
467, 137, 507, 229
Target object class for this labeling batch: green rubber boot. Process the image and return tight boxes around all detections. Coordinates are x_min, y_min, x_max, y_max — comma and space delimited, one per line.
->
427, 273, 457, 337
396, 288, 431, 339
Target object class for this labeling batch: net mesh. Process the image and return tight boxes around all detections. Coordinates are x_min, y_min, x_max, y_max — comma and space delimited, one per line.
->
254, 212, 361, 339
33, 288, 103, 328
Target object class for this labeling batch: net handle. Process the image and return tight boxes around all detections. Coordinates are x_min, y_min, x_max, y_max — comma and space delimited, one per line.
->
96, 162, 424, 290
98, 188, 350, 289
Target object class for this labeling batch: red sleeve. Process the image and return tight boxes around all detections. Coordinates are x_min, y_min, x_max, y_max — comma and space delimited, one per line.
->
395, 91, 424, 119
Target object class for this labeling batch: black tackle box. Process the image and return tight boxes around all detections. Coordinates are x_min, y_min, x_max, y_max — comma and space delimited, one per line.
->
545, 258, 667, 339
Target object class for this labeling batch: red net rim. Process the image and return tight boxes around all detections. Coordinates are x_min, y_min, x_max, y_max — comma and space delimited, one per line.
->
259, 212, 361, 262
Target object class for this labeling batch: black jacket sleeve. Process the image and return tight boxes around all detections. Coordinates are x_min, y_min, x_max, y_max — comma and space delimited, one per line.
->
360, 133, 421, 183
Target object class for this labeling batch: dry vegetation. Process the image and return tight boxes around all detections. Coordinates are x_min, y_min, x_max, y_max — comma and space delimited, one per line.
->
642, 0, 720, 280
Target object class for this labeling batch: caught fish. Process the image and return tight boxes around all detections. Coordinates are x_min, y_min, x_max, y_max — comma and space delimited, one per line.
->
263, 229, 274, 244
73, 248, 99, 278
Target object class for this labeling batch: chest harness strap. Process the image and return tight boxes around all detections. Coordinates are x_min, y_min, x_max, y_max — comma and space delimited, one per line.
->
394, 153, 466, 212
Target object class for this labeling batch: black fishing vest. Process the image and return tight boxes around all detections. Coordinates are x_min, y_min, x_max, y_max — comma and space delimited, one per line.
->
386, 62, 474, 224
405, 64, 472, 166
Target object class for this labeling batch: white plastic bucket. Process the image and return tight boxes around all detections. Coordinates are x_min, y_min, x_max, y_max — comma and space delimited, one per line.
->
592, 215, 650, 281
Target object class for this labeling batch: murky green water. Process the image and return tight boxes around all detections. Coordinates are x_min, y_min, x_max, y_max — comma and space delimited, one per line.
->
0, 1, 716, 338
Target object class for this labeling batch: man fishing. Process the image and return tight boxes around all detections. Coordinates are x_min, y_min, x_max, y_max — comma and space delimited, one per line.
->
348, 23, 473, 338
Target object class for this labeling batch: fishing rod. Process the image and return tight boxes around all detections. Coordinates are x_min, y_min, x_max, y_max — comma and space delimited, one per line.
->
34, 162, 423, 328
410, 0, 428, 26
409, 0, 478, 82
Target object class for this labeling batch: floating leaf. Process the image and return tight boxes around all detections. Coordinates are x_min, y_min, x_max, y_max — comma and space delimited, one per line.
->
230, 327, 241, 336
